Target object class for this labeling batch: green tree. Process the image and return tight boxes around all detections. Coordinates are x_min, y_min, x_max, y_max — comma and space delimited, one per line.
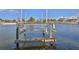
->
58, 18, 64, 22
12, 19, 16, 22
29, 17, 35, 23
22, 18, 25, 22
43, 19, 46, 23
51, 19, 56, 22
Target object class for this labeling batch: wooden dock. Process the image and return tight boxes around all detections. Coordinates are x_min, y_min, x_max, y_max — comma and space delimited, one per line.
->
15, 38, 55, 43
15, 38, 56, 49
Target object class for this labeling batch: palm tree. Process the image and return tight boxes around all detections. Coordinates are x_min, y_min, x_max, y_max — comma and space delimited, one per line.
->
28, 17, 35, 24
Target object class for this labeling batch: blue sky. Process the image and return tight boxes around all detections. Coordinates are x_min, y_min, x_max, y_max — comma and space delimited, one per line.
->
0, 9, 79, 20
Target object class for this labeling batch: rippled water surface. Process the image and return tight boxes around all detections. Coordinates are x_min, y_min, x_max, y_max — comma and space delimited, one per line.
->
0, 24, 79, 50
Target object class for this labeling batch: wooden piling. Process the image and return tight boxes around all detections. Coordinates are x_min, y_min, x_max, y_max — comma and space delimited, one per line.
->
16, 22, 19, 49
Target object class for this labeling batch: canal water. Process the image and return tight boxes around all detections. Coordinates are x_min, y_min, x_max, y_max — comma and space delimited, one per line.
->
0, 24, 79, 50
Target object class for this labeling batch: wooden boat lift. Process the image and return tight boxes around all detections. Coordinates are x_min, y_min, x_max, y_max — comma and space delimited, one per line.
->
15, 9, 56, 49
15, 23, 56, 49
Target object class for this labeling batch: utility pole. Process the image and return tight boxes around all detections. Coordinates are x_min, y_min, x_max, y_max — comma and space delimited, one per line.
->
46, 9, 48, 23
42, 13, 43, 23
21, 9, 23, 21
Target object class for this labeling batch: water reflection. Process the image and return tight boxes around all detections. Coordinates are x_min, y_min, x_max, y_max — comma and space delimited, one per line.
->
29, 24, 34, 31
0, 24, 79, 49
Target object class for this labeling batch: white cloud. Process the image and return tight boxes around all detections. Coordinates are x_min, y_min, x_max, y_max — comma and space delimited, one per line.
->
0, 9, 19, 13
7, 9, 19, 13
0, 9, 7, 12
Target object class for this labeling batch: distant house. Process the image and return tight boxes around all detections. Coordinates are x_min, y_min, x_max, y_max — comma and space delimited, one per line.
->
66, 16, 78, 22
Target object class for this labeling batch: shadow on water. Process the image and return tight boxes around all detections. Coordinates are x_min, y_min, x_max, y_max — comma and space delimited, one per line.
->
14, 44, 57, 50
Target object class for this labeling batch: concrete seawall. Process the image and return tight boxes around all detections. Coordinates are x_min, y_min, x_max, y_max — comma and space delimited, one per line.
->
1, 23, 16, 25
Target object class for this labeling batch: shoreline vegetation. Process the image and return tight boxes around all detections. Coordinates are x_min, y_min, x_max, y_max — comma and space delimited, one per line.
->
0, 17, 79, 25
0, 22, 79, 25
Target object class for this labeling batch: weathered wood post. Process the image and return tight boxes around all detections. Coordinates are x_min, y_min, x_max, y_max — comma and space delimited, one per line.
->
49, 23, 53, 47
49, 23, 56, 47
16, 22, 19, 49
49, 24, 53, 38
